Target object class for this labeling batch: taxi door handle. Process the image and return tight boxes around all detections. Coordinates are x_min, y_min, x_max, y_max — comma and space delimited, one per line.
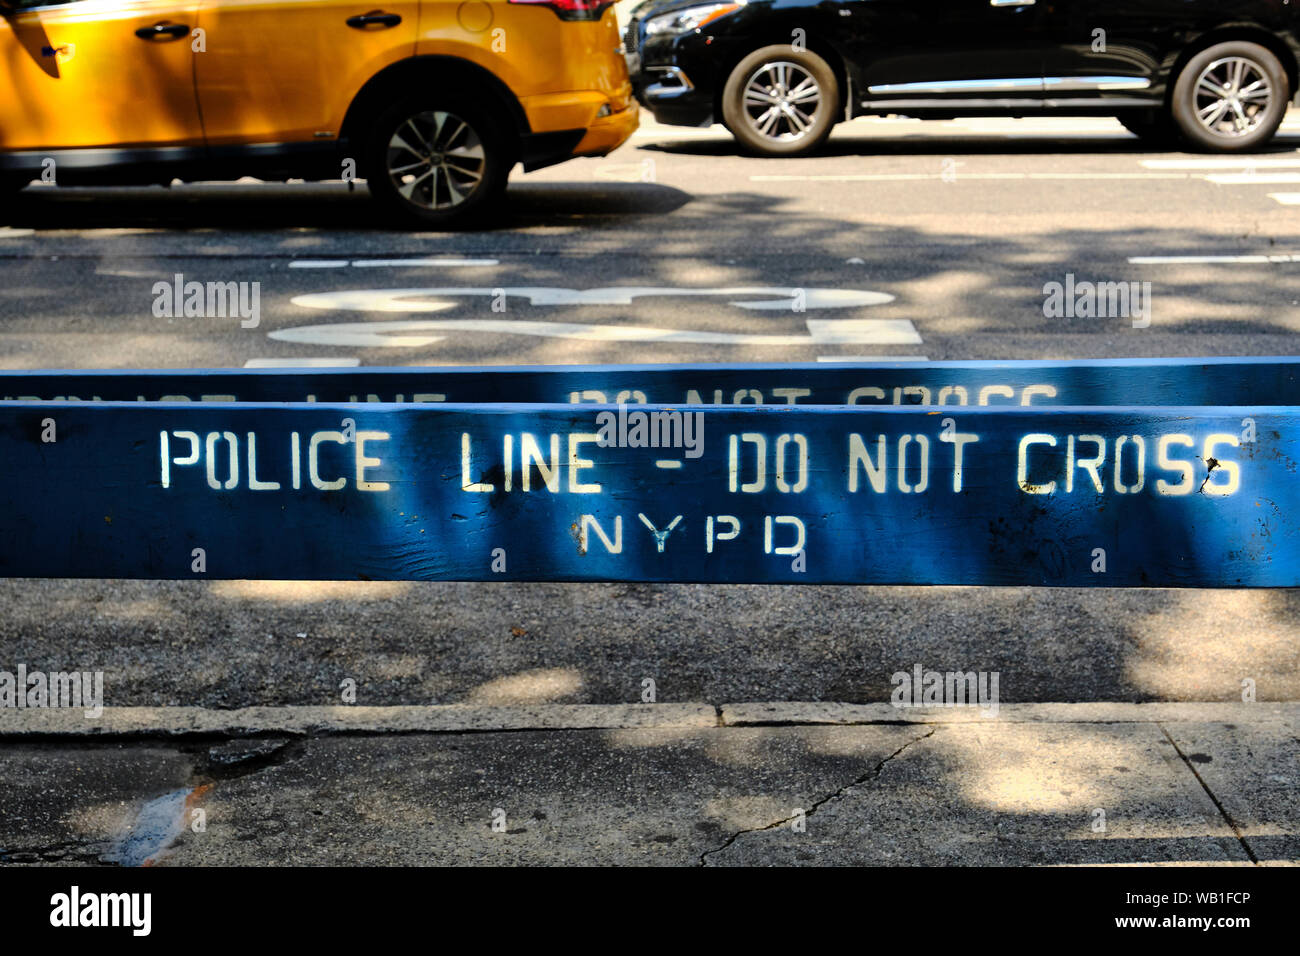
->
135, 22, 190, 40
347, 11, 402, 28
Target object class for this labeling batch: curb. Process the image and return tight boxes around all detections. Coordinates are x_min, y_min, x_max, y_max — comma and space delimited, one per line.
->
721, 701, 1300, 726
0, 701, 1294, 737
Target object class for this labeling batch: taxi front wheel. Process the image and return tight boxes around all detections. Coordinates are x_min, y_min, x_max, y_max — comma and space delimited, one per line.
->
365, 96, 512, 228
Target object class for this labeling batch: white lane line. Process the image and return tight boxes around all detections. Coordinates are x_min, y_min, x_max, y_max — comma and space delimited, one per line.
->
1268, 193, 1300, 205
750, 172, 1192, 182
291, 286, 894, 312
817, 355, 930, 363
351, 258, 499, 267
636, 117, 1299, 138
289, 258, 498, 269
1128, 254, 1300, 264
244, 357, 362, 368
270, 317, 923, 348
1205, 172, 1300, 185
1141, 158, 1300, 169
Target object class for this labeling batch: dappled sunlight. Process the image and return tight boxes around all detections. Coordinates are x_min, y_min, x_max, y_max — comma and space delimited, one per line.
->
346, 787, 442, 828
701, 794, 797, 832
0, 332, 228, 370
934, 723, 1219, 833
209, 580, 412, 603
74, 228, 163, 239
938, 724, 1147, 815
367, 654, 427, 682
466, 667, 583, 705
89, 596, 175, 625
603, 726, 722, 750
66, 799, 141, 841
1124, 589, 1300, 698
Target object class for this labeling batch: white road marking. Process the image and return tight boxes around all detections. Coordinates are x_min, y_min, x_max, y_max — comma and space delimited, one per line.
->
1138, 157, 1300, 201
269, 317, 922, 348
1141, 158, 1300, 169
351, 258, 499, 268
751, 172, 1191, 182
1128, 254, 1300, 264
280, 286, 908, 346
817, 355, 930, 363
1205, 173, 1300, 185
94, 267, 166, 278
290, 258, 498, 268
243, 357, 362, 368
289, 285, 894, 312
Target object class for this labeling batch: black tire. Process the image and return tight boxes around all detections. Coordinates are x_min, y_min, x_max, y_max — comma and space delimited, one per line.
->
722, 45, 839, 157
364, 95, 513, 228
1116, 111, 1178, 146
1170, 41, 1290, 152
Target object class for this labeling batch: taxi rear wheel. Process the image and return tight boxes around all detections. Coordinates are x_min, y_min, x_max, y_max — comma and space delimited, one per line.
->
365, 97, 512, 228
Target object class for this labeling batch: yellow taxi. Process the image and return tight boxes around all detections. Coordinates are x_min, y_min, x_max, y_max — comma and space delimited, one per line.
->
0, 0, 638, 224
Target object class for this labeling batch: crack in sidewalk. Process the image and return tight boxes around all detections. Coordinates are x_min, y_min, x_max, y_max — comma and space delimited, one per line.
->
1157, 723, 1259, 865
0, 838, 108, 865
698, 728, 937, 866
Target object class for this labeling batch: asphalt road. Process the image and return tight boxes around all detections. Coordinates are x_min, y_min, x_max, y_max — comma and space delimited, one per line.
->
2, 114, 1299, 708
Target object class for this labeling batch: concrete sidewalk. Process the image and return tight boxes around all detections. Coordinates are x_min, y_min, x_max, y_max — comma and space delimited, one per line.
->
0, 703, 1295, 866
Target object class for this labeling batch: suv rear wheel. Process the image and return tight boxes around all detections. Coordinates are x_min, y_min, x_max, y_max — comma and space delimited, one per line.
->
722, 46, 839, 157
365, 96, 512, 228
1170, 41, 1290, 152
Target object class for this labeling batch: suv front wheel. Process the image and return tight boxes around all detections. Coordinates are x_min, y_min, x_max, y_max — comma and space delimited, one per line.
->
365, 96, 512, 228
721, 46, 839, 157
1170, 41, 1290, 152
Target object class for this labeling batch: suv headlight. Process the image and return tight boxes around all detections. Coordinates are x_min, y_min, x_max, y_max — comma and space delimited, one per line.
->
644, 2, 742, 37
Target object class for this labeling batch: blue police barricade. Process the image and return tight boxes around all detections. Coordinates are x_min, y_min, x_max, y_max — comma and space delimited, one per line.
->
0, 356, 1296, 406
0, 400, 1289, 587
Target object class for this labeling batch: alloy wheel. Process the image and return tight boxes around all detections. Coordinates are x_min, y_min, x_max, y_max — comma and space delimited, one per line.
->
741, 61, 823, 143
1193, 56, 1273, 139
385, 111, 487, 210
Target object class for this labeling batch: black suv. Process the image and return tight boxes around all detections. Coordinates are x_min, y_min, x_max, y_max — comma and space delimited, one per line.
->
624, 0, 1300, 155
